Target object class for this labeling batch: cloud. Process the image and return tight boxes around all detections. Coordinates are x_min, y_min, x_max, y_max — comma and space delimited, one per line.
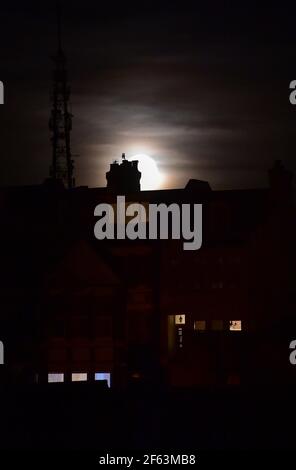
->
1, 1, 296, 190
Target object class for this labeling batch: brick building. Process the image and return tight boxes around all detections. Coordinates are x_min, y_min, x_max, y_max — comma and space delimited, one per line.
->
0, 159, 295, 387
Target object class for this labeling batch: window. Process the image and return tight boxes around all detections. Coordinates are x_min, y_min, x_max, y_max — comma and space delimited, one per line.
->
211, 320, 224, 331
48, 373, 64, 383
95, 372, 111, 388
194, 320, 206, 331
71, 347, 91, 361
94, 316, 112, 337
175, 314, 186, 325
71, 373, 87, 382
229, 320, 242, 331
70, 315, 89, 337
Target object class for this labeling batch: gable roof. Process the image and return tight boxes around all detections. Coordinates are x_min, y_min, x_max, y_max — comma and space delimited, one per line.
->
46, 239, 120, 289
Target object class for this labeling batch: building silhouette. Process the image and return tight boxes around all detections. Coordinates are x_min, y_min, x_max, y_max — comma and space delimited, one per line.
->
106, 153, 141, 193
0, 159, 295, 388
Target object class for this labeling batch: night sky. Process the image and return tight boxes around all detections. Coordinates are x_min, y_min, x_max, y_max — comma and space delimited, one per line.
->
1, 1, 296, 190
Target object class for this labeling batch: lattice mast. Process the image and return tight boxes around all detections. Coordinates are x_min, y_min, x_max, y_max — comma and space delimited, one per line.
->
49, 4, 75, 188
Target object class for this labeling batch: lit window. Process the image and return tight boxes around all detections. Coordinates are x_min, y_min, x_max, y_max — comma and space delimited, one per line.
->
48, 373, 64, 383
71, 373, 87, 382
175, 314, 186, 325
211, 320, 223, 331
95, 372, 111, 388
229, 321, 242, 331
194, 320, 206, 331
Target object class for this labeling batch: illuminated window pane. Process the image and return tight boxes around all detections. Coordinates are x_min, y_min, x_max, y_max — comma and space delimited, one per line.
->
48, 373, 64, 383
71, 373, 87, 382
194, 320, 206, 331
95, 372, 111, 388
175, 314, 186, 325
211, 320, 223, 330
229, 320, 242, 331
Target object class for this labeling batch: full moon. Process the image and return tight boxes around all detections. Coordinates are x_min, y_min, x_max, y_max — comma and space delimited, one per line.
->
129, 154, 163, 190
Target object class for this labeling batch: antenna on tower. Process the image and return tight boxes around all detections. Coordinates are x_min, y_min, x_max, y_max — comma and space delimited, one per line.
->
48, 1, 75, 189
56, 0, 62, 53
